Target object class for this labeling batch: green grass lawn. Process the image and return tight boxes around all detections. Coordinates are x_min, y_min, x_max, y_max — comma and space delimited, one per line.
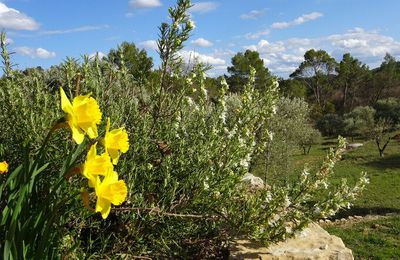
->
293, 137, 400, 215
325, 217, 400, 259
291, 136, 400, 259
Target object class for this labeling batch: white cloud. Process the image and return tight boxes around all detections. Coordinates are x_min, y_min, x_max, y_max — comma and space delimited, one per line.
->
239, 28, 400, 77
271, 12, 323, 29
245, 40, 286, 54
212, 48, 235, 59
326, 28, 400, 58
245, 28, 270, 40
240, 10, 265, 20
15, 46, 56, 59
179, 50, 225, 65
190, 2, 218, 13
89, 52, 106, 60
40, 25, 109, 35
4, 36, 13, 44
129, 0, 162, 8
0, 2, 39, 30
139, 40, 158, 51
191, 37, 213, 47
285, 38, 312, 47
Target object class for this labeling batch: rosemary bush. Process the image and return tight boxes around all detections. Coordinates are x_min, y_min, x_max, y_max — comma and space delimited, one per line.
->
0, 0, 368, 258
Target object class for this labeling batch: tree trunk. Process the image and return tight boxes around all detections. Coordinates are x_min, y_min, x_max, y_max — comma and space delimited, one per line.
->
342, 82, 348, 112
376, 138, 391, 158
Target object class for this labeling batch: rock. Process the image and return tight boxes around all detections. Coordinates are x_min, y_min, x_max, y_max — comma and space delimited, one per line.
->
242, 173, 265, 190
230, 223, 354, 260
346, 143, 363, 150
371, 223, 380, 229
354, 215, 362, 220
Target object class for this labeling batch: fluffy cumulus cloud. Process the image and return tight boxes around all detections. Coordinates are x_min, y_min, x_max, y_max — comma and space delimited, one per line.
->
326, 28, 400, 59
129, 0, 162, 8
14, 47, 56, 59
191, 37, 213, 47
241, 28, 400, 77
139, 40, 158, 51
190, 2, 218, 13
271, 12, 323, 29
0, 2, 39, 30
240, 10, 265, 20
179, 50, 225, 65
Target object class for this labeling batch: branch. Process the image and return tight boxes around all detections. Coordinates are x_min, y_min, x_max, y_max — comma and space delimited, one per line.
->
113, 207, 218, 219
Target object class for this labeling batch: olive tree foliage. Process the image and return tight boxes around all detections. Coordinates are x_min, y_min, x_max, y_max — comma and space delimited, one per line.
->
226, 49, 273, 92
290, 49, 338, 108
260, 97, 322, 182
343, 106, 375, 141
0, 1, 368, 257
370, 118, 395, 158
343, 105, 398, 157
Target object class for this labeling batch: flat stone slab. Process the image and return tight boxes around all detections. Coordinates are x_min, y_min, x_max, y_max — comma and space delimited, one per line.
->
346, 143, 363, 150
230, 223, 353, 260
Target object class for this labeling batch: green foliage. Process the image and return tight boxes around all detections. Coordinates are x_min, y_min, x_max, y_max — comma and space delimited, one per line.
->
0, 1, 367, 257
374, 97, 400, 124
0, 131, 86, 259
292, 136, 400, 259
299, 128, 322, 155
369, 53, 400, 105
316, 113, 344, 137
258, 97, 321, 181
106, 41, 153, 83
226, 50, 273, 92
336, 53, 370, 113
290, 49, 338, 107
0, 32, 13, 77
343, 106, 376, 140
279, 78, 307, 99
0, 64, 62, 166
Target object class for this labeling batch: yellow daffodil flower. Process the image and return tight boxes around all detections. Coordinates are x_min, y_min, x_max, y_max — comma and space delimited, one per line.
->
60, 87, 102, 144
94, 170, 127, 219
103, 117, 129, 164
0, 161, 8, 174
82, 142, 113, 187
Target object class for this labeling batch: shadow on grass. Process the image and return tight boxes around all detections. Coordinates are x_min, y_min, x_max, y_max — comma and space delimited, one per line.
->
364, 154, 400, 169
332, 206, 400, 219
321, 141, 338, 146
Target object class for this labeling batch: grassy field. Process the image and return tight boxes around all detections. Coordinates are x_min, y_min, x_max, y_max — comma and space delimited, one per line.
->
325, 216, 400, 259
291, 136, 400, 259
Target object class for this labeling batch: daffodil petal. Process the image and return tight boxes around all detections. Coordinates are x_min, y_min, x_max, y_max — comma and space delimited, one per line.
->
71, 124, 85, 144
95, 197, 111, 219
60, 87, 73, 115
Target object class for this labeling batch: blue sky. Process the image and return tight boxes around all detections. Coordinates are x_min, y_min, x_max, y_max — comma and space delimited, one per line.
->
2, 0, 400, 77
